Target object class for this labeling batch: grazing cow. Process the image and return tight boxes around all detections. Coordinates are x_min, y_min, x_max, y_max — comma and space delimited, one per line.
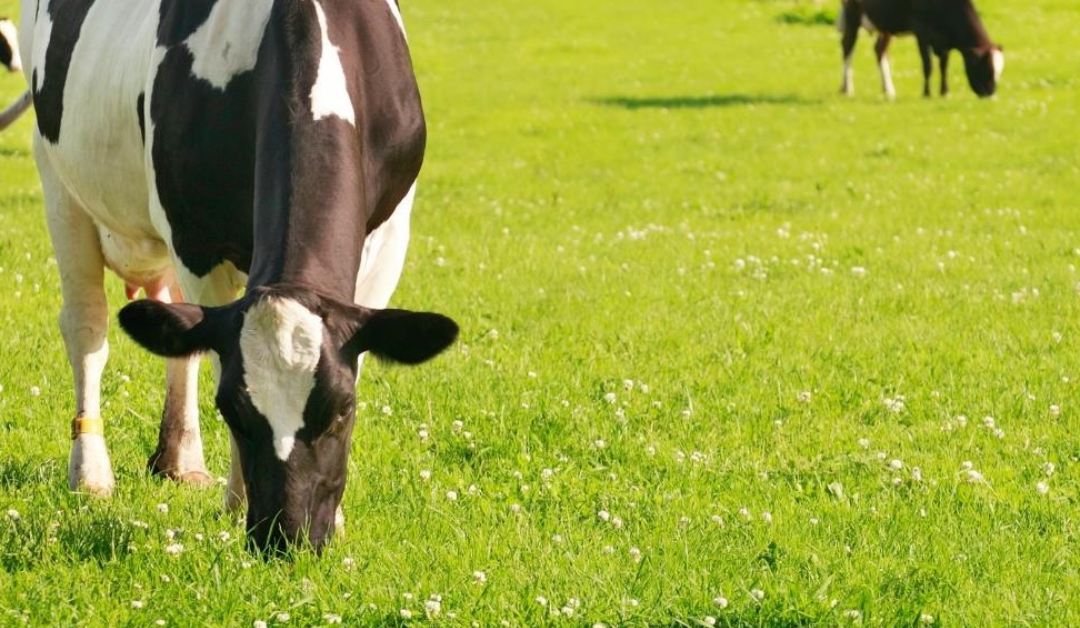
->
12, 0, 458, 552
0, 17, 21, 73
839, 0, 1004, 98
0, 18, 32, 130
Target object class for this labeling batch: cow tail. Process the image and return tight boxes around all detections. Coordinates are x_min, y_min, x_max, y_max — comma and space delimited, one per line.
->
0, 90, 32, 132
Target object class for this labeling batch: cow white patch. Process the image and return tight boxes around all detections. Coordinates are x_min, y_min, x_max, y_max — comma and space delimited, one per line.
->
185, 0, 275, 90
879, 57, 896, 99
240, 298, 324, 461
385, 0, 406, 35
310, 0, 356, 125
991, 48, 1004, 83
30, 1, 53, 87
0, 19, 22, 73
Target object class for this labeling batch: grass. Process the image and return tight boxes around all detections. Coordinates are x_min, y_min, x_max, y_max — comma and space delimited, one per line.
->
2, 0, 1080, 625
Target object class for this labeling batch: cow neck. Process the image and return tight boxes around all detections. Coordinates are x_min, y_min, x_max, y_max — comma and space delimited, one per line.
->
245, 0, 365, 303
958, 0, 993, 50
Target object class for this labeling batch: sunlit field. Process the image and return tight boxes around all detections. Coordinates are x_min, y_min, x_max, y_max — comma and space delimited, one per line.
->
2, 0, 1080, 625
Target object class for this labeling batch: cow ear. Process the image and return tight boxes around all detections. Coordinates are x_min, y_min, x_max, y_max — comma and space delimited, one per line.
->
348, 308, 459, 365
118, 300, 225, 357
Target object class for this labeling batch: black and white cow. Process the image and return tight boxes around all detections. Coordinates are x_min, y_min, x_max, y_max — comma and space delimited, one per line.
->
0, 17, 32, 129
0, 17, 21, 73
11, 0, 458, 552
839, 0, 1004, 99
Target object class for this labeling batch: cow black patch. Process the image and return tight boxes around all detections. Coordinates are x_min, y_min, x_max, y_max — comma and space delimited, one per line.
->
32, 0, 97, 143
0, 19, 13, 71
136, 92, 145, 144
156, 0, 216, 47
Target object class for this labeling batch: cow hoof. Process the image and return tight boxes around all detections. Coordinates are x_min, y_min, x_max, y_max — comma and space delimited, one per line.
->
179, 470, 215, 486
69, 434, 116, 497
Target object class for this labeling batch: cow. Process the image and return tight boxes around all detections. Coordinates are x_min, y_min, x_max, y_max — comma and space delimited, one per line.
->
0, 17, 32, 130
1, 17, 21, 73
839, 0, 1004, 99
10, 0, 458, 553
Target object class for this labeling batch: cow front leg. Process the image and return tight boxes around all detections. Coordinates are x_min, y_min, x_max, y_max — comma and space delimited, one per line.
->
140, 284, 212, 484
874, 33, 896, 99
938, 51, 950, 96
839, 1, 860, 96
918, 39, 933, 97
38, 138, 115, 496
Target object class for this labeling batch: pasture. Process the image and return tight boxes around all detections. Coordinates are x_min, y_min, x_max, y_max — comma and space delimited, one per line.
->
2, 0, 1080, 625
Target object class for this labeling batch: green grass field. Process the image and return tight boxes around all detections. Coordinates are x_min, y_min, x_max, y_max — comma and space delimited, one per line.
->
3, 0, 1080, 625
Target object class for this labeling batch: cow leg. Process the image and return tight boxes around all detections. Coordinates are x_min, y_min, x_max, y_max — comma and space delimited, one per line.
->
36, 138, 115, 496
918, 39, 933, 98
874, 33, 896, 100
170, 262, 247, 509
145, 284, 213, 485
938, 51, 950, 96
839, 1, 860, 96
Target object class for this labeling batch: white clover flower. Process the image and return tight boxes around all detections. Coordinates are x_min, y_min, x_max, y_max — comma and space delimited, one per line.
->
603, 393, 617, 404
446, 490, 458, 501
157, 503, 169, 514
218, 531, 231, 542
419, 470, 431, 481
960, 461, 974, 471
1036, 481, 1049, 495
541, 468, 554, 481
611, 516, 624, 529
911, 467, 923, 482
797, 391, 812, 404
1043, 462, 1056, 477
509, 503, 522, 514
623, 379, 635, 391
324, 614, 342, 625
955, 415, 968, 428
982, 416, 996, 428
131, 601, 144, 609
6, 509, 19, 521
889, 459, 904, 470
253, 621, 267, 628
594, 439, 607, 449
713, 596, 729, 609
919, 614, 935, 624
424, 599, 441, 617
473, 570, 487, 585
1049, 405, 1061, 419
750, 589, 765, 601
703, 617, 717, 627
629, 547, 642, 562
857, 438, 870, 449
761, 511, 773, 524
598, 510, 611, 522
164, 543, 183, 555
551, 534, 563, 543
399, 609, 412, 619
843, 609, 862, 620
381, 405, 392, 416
154, 621, 166, 627
851, 266, 868, 277
535, 596, 548, 607
452, 420, 464, 432
29, 386, 41, 397
964, 469, 985, 484
738, 507, 751, 520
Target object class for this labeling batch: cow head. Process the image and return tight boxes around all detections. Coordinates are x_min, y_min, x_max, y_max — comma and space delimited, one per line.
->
0, 18, 22, 74
963, 45, 1004, 98
119, 284, 458, 553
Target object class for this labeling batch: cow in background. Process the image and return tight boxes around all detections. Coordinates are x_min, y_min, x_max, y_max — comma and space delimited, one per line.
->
1, 17, 21, 73
839, 0, 1004, 99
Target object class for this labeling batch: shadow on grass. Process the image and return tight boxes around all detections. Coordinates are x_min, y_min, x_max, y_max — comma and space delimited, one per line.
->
590, 93, 818, 110
0, 457, 61, 489
775, 8, 836, 26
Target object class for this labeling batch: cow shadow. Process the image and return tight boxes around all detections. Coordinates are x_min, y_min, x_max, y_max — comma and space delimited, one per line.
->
591, 93, 818, 110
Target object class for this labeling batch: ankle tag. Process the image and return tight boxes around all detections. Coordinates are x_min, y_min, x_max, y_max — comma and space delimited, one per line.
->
71, 417, 104, 439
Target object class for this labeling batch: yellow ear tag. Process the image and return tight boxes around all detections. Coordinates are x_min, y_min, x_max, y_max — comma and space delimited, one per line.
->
71, 417, 105, 439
